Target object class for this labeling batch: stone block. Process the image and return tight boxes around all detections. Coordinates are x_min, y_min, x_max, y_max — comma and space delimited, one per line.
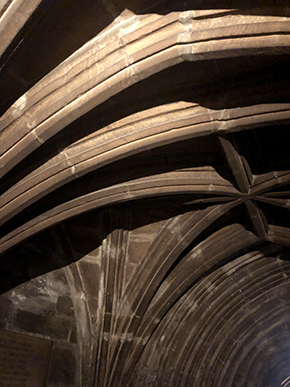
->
12, 309, 72, 341
77, 259, 101, 298
127, 240, 151, 265
0, 295, 12, 323
57, 295, 74, 317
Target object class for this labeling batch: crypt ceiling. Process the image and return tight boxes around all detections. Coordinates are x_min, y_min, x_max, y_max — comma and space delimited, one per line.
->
1, 1, 290, 386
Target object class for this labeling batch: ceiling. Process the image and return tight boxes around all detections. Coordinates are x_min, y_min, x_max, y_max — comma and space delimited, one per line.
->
1, 1, 290, 386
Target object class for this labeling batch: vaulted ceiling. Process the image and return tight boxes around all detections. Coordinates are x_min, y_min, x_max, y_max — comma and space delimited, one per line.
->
1, 1, 290, 386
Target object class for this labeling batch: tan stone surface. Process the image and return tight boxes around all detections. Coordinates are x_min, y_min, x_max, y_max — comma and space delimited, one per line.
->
1, 2, 290, 387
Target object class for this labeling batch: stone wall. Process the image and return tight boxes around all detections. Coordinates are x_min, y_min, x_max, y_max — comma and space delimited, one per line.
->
0, 266, 79, 386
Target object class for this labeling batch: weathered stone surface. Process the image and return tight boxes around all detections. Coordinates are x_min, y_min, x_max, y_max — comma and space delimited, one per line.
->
0, 265, 79, 385
123, 263, 137, 290
1, 2, 290, 387
46, 344, 77, 387
127, 240, 151, 265
0, 330, 51, 387
57, 295, 74, 317
77, 259, 101, 298
12, 309, 72, 341
69, 325, 78, 345
0, 296, 12, 329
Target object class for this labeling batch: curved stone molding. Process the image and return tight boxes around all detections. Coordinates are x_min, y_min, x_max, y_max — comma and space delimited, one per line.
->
1, 102, 290, 228
1, 12, 290, 177
1, 4, 290, 387
0, 0, 43, 57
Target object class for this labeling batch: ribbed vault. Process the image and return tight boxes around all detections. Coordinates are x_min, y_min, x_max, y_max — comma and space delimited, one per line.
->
1, 1, 290, 386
